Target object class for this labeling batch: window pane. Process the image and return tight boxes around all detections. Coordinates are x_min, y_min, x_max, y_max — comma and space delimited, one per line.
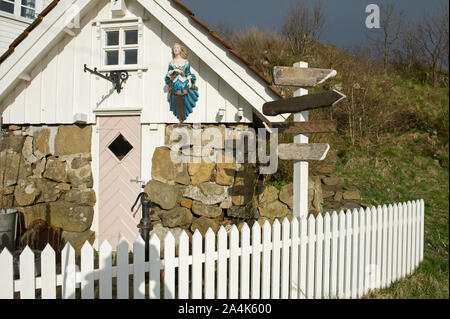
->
125, 30, 138, 45
21, 7, 35, 19
105, 50, 119, 66
21, 0, 35, 8
0, 1, 15, 14
106, 31, 119, 46
124, 49, 138, 65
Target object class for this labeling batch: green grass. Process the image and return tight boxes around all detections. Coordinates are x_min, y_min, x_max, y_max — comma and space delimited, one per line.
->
328, 131, 449, 299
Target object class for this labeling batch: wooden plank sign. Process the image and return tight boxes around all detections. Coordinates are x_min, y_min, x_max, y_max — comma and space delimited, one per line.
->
273, 66, 337, 87
268, 120, 337, 134
263, 90, 346, 116
278, 143, 330, 161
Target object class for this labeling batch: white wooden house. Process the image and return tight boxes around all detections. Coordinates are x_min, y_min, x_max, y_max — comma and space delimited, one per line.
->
0, 0, 286, 248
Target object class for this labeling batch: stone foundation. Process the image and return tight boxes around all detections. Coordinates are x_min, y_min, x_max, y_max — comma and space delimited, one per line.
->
0, 124, 95, 251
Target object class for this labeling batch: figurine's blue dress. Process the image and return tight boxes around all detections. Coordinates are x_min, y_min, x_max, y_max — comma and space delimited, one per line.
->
165, 60, 199, 121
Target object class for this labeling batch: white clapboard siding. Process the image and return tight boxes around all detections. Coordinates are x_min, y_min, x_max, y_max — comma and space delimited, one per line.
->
0, 200, 425, 300
2, 1, 254, 125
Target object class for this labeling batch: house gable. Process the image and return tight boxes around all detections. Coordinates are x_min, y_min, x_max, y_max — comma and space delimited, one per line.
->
0, 0, 285, 124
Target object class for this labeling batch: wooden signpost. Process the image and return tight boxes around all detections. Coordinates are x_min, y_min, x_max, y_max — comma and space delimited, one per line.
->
265, 63, 346, 219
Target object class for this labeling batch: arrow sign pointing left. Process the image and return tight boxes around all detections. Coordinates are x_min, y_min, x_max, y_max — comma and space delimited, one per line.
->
278, 143, 330, 161
263, 90, 346, 116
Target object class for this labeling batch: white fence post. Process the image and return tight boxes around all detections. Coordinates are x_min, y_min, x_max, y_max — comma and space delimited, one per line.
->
0, 248, 13, 299
251, 222, 262, 299
116, 237, 129, 299
41, 244, 56, 299
204, 229, 216, 299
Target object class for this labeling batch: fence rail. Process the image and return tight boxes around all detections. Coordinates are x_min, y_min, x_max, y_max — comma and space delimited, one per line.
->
0, 200, 425, 299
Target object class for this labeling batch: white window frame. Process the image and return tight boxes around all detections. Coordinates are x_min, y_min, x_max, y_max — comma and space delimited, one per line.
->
95, 17, 147, 73
0, 0, 40, 21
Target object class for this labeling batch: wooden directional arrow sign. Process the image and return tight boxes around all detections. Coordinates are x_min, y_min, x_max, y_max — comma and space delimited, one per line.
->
273, 66, 337, 87
263, 90, 346, 116
268, 120, 337, 134
278, 143, 330, 161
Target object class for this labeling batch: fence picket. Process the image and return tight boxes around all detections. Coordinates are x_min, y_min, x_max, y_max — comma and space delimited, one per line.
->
290, 217, 299, 299
381, 205, 388, 288
322, 213, 331, 299
315, 214, 323, 299
376, 206, 383, 289
149, 234, 161, 299
337, 211, 345, 298
329, 212, 338, 298
240, 223, 251, 299
387, 205, 394, 286
178, 231, 190, 299
351, 209, 359, 299
41, 244, 56, 299
344, 211, 352, 299
229, 226, 239, 299
420, 199, 425, 262
271, 219, 281, 299
192, 230, 203, 299
251, 222, 262, 299
164, 232, 176, 299
99, 241, 112, 299
406, 201, 412, 275
116, 237, 129, 299
306, 215, 315, 299
411, 201, 417, 270
261, 221, 272, 299
415, 200, 421, 266
0, 248, 13, 299
370, 206, 377, 292
401, 202, 408, 278
205, 229, 216, 299
217, 226, 228, 299
363, 208, 371, 295
281, 218, 290, 299
392, 204, 399, 283
298, 216, 307, 299
61, 243, 76, 299
19, 246, 35, 299
133, 236, 145, 299
80, 241, 94, 299
357, 208, 365, 298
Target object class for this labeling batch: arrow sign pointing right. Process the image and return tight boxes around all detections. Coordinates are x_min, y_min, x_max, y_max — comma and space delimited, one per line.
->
273, 66, 337, 87
263, 90, 346, 116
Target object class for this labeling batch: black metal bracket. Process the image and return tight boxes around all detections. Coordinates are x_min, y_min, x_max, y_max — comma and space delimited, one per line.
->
84, 64, 129, 94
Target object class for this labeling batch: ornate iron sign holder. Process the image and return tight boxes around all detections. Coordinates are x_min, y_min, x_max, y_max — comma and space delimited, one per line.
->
84, 64, 129, 93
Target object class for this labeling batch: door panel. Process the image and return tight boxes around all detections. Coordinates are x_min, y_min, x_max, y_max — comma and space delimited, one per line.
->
98, 116, 141, 247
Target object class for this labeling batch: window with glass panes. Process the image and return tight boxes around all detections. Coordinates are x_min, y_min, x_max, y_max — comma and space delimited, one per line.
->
103, 27, 139, 67
0, 0, 36, 19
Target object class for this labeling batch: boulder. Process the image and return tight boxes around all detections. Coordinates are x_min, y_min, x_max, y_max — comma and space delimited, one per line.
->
227, 206, 259, 219
2, 135, 25, 153
2, 151, 21, 186
48, 202, 94, 232
67, 163, 93, 188
22, 136, 38, 164
70, 156, 90, 170
190, 217, 220, 236
232, 164, 258, 206
279, 184, 293, 209
215, 158, 236, 186
160, 207, 193, 228
64, 189, 96, 206
322, 190, 335, 199
36, 179, 62, 203
188, 161, 215, 185
258, 200, 290, 218
258, 185, 279, 204
144, 180, 182, 210
183, 182, 230, 205
32, 158, 46, 177
151, 147, 190, 185
17, 204, 50, 228
333, 191, 343, 202
43, 158, 68, 183
18, 157, 33, 180
219, 197, 233, 209
54, 125, 92, 156
321, 176, 344, 186
343, 190, 361, 200
309, 176, 323, 213
180, 198, 193, 209
34, 128, 51, 159
14, 178, 40, 206
191, 201, 222, 218
61, 230, 95, 251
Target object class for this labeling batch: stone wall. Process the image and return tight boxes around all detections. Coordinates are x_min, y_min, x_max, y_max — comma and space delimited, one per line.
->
0, 124, 95, 250
145, 124, 326, 240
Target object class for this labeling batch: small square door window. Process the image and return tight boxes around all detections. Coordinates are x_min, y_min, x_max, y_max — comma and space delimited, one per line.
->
124, 49, 138, 65
108, 134, 133, 160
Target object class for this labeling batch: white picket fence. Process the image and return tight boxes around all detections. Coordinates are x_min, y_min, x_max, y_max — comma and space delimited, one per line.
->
0, 200, 424, 299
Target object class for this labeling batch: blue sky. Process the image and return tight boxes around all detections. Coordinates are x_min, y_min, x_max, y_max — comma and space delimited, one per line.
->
181, 0, 447, 48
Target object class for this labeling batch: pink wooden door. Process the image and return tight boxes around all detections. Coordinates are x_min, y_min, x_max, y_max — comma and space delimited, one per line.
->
98, 116, 142, 247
